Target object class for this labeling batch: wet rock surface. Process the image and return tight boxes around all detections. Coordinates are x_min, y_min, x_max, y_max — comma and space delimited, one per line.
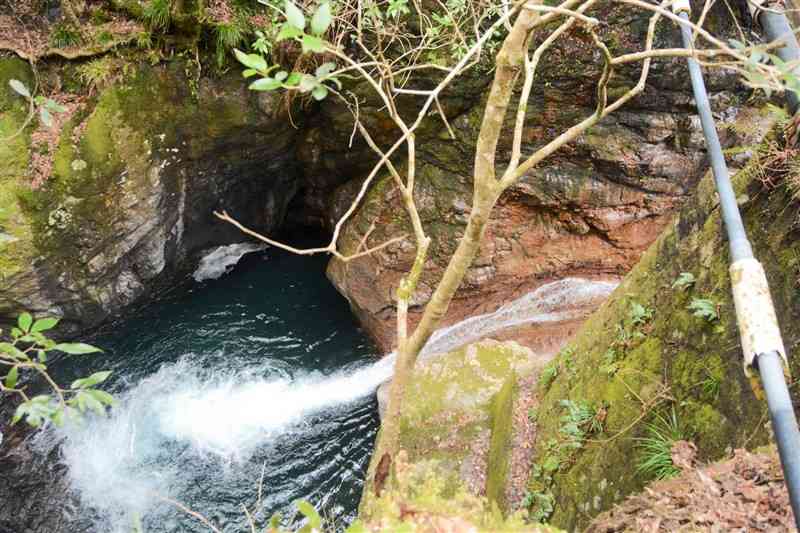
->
0, 59, 303, 332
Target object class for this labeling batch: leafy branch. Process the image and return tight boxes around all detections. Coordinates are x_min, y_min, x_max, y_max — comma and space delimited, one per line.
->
0, 313, 114, 428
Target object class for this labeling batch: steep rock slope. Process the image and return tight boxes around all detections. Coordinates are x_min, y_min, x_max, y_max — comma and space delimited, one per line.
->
525, 119, 800, 530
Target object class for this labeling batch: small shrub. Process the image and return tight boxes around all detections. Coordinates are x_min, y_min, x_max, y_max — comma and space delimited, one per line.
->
215, 22, 247, 68
538, 360, 558, 390
629, 301, 654, 327
143, 0, 172, 30
600, 346, 620, 376
76, 57, 118, 91
559, 399, 604, 449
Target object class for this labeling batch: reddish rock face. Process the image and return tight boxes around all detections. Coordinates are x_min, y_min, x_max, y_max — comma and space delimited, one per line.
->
323, 2, 771, 353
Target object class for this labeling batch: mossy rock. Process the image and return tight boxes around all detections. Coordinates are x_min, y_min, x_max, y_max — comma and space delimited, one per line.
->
528, 115, 800, 530
360, 450, 561, 532
362, 339, 543, 525
0, 58, 35, 283
0, 58, 302, 330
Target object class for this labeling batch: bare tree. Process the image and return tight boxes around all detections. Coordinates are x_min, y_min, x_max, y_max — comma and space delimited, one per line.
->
215, 0, 793, 489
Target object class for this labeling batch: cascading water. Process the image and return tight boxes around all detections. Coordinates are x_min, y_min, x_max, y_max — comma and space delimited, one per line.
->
26, 241, 617, 533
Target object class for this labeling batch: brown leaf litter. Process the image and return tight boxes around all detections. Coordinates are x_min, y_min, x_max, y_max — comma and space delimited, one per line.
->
587, 447, 794, 532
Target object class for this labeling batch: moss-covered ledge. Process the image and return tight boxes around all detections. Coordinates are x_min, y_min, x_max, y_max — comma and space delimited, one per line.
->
526, 119, 800, 530
0, 57, 302, 331
361, 339, 548, 529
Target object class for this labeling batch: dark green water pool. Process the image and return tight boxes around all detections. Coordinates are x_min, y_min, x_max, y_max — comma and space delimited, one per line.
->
51, 241, 383, 532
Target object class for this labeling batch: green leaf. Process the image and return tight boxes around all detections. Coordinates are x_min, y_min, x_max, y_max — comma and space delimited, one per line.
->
276, 23, 304, 41
53, 343, 102, 355
301, 34, 326, 54
39, 107, 53, 127
242, 68, 258, 78
249, 77, 283, 91
285, 72, 302, 86
310, 2, 333, 36
31, 317, 59, 333
37, 349, 47, 362
285, 0, 306, 30
75, 390, 105, 415
233, 49, 268, 72
275, 70, 289, 82
5, 366, 18, 388
71, 370, 112, 389
688, 298, 718, 321
298, 74, 318, 92
44, 99, 67, 113
0, 342, 27, 360
9, 79, 30, 98
311, 84, 329, 100
18, 312, 32, 333
671, 272, 695, 291
87, 389, 116, 406
295, 499, 321, 528
315, 61, 336, 78
268, 512, 282, 528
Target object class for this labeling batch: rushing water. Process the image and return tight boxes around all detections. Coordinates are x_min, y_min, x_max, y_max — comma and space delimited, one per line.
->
46, 242, 381, 533
31, 236, 618, 533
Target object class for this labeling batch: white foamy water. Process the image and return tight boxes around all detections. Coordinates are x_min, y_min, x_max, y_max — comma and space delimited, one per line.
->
55, 277, 615, 531
192, 242, 268, 282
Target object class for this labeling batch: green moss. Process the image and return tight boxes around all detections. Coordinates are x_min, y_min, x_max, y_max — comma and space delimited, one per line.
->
526, 126, 800, 530
362, 456, 556, 532
362, 340, 539, 525
0, 58, 35, 280
486, 374, 517, 512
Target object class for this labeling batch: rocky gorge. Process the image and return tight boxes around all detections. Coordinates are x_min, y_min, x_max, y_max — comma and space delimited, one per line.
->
2, 0, 800, 531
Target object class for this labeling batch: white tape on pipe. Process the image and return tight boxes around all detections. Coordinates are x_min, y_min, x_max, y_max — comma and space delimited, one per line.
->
672, 0, 691, 13
730, 258, 789, 377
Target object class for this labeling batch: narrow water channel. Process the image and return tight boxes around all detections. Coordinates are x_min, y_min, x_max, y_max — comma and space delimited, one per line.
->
47, 239, 381, 532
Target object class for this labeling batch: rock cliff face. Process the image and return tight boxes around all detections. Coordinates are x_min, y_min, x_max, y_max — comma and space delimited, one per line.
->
0, 58, 302, 332
525, 117, 799, 530
325, 3, 754, 352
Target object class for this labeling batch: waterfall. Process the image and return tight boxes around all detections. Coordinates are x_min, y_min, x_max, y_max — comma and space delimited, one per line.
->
52, 277, 615, 531
192, 243, 268, 282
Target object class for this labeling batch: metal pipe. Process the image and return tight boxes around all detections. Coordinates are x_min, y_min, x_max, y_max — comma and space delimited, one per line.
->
678, 13, 754, 262
759, 9, 800, 114
759, 350, 800, 528
677, 11, 800, 528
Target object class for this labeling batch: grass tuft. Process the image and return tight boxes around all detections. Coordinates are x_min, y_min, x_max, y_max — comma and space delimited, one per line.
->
636, 407, 688, 480
143, 0, 172, 31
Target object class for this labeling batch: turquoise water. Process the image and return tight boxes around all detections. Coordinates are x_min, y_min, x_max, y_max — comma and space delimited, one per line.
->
51, 241, 380, 532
